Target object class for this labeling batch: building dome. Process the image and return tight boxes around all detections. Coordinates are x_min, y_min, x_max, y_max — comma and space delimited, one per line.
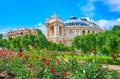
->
70, 15, 77, 20
65, 15, 89, 26
64, 15, 99, 28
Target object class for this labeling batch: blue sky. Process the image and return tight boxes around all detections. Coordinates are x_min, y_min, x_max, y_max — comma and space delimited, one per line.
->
0, 0, 120, 34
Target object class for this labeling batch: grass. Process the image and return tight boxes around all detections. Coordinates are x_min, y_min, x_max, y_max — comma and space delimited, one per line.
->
58, 55, 120, 65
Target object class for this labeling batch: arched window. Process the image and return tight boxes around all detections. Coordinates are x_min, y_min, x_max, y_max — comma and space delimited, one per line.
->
59, 26, 62, 36
21, 32, 23, 35
92, 31, 94, 34
69, 30, 73, 37
64, 30, 66, 36
50, 26, 54, 36
88, 30, 90, 33
76, 29, 79, 35
64, 33, 66, 36
82, 30, 85, 35
59, 41, 62, 43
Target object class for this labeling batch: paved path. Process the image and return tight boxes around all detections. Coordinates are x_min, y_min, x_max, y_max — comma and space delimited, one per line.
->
107, 65, 120, 78
108, 65, 120, 72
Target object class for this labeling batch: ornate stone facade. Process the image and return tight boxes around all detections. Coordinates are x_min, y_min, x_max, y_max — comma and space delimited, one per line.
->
8, 28, 37, 38
45, 13, 103, 46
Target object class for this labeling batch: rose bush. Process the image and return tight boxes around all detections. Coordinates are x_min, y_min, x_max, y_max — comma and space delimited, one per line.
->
0, 49, 119, 79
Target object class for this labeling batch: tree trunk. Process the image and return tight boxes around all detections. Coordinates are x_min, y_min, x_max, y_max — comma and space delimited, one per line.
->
112, 49, 118, 61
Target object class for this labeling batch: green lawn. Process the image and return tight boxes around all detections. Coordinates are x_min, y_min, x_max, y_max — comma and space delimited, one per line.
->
58, 55, 120, 65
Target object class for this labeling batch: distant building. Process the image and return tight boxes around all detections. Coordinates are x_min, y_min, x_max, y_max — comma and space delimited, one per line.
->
45, 13, 103, 46
8, 28, 37, 38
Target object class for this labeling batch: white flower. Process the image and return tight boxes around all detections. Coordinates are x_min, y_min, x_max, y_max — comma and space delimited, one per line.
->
83, 70, 86, 73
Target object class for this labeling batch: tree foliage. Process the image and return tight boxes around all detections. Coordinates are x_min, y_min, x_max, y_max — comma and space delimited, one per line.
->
72, 25, 120, 61
72, 34, 97, 54
0, 29, 71, 52
112, 25, 120, 31
0, 34, 2, 39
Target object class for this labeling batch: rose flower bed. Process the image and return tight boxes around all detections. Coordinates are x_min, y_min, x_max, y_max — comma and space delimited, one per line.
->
0, 49, 118, 79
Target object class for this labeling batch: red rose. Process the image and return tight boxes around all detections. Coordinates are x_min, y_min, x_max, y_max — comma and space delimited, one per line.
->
45, 61, 49, 66
18, 52, 22, 58
0, 49, 2, 53
51, 68, 56, 73
8, 51, 13, 56
2, 52, 6, 57
63, 72, 67, 76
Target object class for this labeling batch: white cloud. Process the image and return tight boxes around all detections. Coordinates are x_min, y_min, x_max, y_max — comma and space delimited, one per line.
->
0, 27, 15, 34
96, 18, 120, 30
102, 0, 120, 13
80, 0, 97, 17
81, 2, 95, 12
117, 18, 120, 21
34, 22, 46, 35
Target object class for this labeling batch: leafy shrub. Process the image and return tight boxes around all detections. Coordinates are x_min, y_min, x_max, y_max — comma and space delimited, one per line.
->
0, 50, 119, 79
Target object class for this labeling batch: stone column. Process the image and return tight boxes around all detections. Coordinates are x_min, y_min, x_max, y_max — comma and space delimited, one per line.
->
46, 26, 48, 38
80, 30, 82, 35
77, 30, 79, 35
58, 26, 59, 36
74, 30, 75, 36
67, 30, 69, 37
62, 26, 64, 36
77, 29, 78, 35
54, 26, 57, 36
56, 26, 58, 36
94, 31, 96, 34
48, 27, 50, 37
75, 29, 77, 35
90, 30, 93, 33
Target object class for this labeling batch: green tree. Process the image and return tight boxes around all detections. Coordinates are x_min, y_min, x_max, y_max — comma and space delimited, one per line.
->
72, 30, 120, 61
112, 25, 120, 31
72, 34, 97, 54
0, 39, 4, 47
97, 31, 120, 61
1, 29, 72, 52
0, 34, 2, 39
105, 31, 120, 61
